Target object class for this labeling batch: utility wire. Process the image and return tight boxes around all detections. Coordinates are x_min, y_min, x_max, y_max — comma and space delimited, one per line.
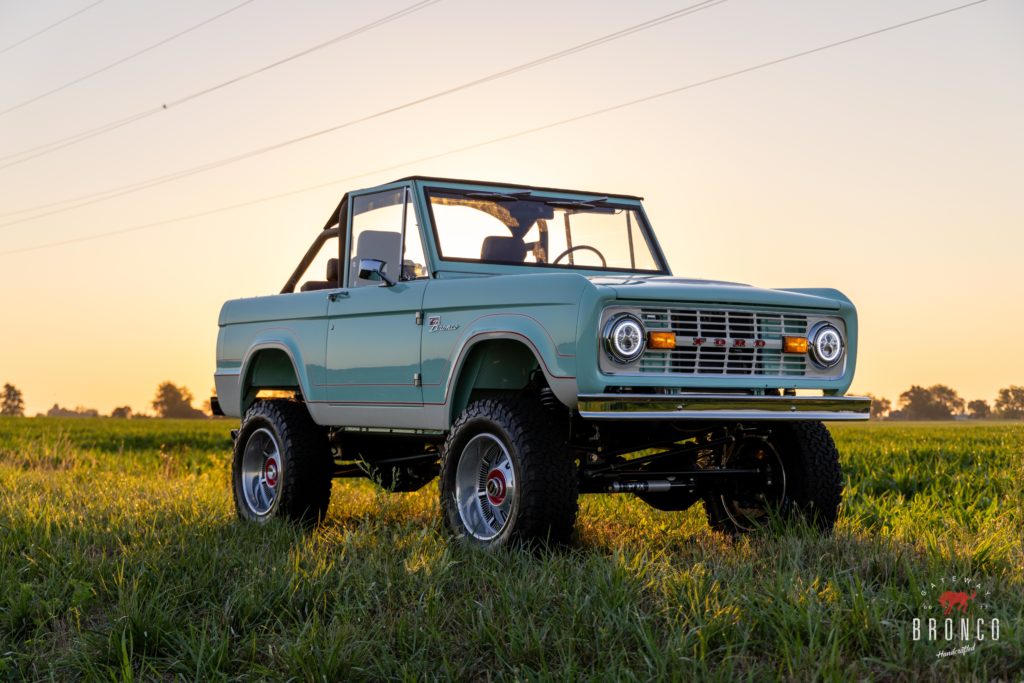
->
0, 0, 445, 169
0, 0, 107, 56
0, 0, 726, 223
0, 0, 992, 255
0, 0, 259, 117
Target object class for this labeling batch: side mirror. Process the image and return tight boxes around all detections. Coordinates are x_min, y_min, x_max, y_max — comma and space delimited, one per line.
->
358, 258, 395, 287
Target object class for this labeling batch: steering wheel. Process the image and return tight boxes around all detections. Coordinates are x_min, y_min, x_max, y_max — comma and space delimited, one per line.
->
552, 245, 607, 267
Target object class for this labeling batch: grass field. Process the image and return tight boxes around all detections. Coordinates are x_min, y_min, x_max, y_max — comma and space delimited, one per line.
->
1, 417, 1021, 681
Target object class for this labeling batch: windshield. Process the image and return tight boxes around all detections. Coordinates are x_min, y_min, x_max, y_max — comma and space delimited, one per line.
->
426, 189, 664, 273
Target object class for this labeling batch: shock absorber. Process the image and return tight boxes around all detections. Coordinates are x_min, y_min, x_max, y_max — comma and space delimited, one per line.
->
607, 480, 673, 493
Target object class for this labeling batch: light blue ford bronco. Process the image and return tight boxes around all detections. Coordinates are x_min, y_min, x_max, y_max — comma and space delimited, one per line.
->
213, 176, 869, 546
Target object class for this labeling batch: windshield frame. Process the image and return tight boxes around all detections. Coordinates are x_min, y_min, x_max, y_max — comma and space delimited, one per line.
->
418, 180, 670, 276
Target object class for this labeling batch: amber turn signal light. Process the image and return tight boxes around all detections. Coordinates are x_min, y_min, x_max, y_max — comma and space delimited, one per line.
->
647, 331, 677, 349
783, 336, 808, 354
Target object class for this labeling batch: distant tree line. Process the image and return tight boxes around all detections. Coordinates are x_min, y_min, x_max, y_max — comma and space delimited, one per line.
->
5, 378, 1022, 422
0, 381, 211, 419
867, 385, 1024, 420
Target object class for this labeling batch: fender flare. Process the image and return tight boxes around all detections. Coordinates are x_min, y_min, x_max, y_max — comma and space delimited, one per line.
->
443, 329, 578, 423
238, 338, 310, 414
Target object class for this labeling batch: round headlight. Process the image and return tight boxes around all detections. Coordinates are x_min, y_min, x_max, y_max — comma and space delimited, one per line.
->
604, 314, 645, 364
808, 322, 844, 368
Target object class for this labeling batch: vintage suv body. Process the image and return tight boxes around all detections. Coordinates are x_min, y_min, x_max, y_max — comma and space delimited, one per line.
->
214, 176, 869, 546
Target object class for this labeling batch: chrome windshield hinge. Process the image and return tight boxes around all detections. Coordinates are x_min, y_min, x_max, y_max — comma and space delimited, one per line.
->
413, 373, 422, 387
415, 311, 423, 325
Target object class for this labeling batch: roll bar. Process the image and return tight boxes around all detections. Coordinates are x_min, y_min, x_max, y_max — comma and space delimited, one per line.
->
280, 225, 342, 294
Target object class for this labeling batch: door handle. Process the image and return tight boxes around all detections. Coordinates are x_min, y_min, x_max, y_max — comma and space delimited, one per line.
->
328, 291, 349, 301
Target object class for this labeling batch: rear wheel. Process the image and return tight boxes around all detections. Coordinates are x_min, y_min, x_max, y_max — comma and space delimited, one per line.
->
232, 400, 332, 528
439, 397, 578, 547
704, 421, 842, 534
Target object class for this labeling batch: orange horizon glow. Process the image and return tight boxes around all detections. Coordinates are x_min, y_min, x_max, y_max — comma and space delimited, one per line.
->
0, 0, 1021, 417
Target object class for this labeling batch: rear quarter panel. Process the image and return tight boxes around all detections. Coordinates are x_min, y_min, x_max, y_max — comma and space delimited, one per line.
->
215, 292, 329, 417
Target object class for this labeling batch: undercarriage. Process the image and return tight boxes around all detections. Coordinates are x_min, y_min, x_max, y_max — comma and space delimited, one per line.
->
323, 419, 788, 517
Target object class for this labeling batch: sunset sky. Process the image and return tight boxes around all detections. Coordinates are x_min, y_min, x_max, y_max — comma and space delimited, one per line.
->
1, 0, 1021, 416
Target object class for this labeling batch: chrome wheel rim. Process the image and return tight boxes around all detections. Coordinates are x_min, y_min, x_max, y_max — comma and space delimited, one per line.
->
453, 433, 517, 541
719, 439, 786, 531
241, 427, 282, 517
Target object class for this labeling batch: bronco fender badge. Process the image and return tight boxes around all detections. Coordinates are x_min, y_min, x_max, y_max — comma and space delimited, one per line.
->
428, 316, 460, 333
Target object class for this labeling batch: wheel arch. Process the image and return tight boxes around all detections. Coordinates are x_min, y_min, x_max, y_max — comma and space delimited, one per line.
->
446, 335, 575, 424
239, 343, 307, 415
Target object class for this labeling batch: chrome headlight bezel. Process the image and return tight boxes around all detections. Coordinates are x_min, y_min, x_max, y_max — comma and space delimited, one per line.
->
808, 321, 845, 368
603, 313, 646, 364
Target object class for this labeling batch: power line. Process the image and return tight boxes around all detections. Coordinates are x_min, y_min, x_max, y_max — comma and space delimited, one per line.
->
0, 0, 727, 224
0, 0, 993, 257
0, 0, 259, 117
0, 0, 445, 169
0, 0, 107, 56
0, 111, 156, 175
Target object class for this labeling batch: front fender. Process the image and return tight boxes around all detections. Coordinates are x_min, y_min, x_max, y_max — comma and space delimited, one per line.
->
451, 312, 575, 374
448, 330, 578, 412
424, 312, 579, 418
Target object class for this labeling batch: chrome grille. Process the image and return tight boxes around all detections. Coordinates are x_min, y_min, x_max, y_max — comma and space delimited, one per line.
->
639, 307, 809, 376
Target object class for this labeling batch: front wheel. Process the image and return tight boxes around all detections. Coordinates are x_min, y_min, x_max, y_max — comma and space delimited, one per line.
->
232, 400, 333, 528
439, 397, 578, 547
704, 421, 843, 535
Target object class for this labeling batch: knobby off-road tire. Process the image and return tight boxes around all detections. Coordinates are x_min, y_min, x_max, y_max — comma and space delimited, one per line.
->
704, 421, 843, 535
439, 397, 578, 548
232, 399, 333, 529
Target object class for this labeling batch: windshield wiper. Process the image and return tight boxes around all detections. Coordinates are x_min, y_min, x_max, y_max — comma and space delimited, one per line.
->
465, 190, 534, 201
543, 196, 609, 210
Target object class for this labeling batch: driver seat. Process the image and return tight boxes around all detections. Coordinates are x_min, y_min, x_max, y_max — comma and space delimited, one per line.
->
481, 236, 527, 263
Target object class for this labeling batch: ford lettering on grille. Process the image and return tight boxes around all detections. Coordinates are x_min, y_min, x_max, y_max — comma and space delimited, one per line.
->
639, 307, 808, 376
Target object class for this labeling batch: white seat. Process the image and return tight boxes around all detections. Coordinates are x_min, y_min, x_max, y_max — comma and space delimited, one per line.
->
351, 230, 402, 287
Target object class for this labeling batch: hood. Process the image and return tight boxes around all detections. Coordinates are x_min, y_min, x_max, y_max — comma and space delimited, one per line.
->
588, 276, 843, 311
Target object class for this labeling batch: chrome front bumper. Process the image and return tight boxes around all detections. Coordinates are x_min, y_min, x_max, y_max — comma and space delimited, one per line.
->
576, 394, 871, 421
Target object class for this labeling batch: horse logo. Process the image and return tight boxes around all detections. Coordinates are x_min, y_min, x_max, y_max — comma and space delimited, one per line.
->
938, 591, 976, 615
